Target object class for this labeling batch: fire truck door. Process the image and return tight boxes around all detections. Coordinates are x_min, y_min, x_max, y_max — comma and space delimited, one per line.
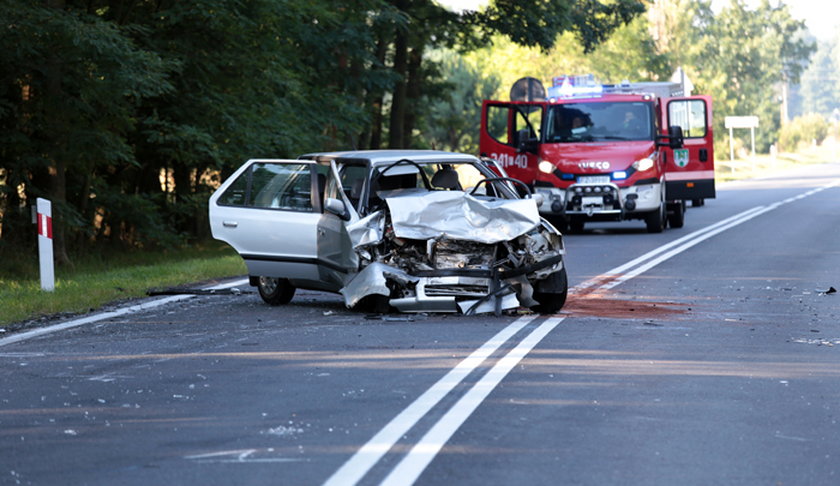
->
662, 96, 715, 201
480, 101, 542, 184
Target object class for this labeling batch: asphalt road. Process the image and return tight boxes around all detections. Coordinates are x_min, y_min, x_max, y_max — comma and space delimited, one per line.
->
2, 162, 840, 486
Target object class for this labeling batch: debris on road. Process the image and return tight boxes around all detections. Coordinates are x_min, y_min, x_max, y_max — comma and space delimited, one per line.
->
146, 287, 252, 296
790, 337, 840, 346
818, 286, 837, 295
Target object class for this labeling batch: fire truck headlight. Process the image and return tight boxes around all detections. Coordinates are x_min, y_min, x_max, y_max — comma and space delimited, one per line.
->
632, 157, 654, 172
539, 160, 555, 174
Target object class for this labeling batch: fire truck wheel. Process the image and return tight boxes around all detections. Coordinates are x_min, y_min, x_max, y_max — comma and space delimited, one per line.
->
692, 198, 705, 207
667, 201, 686, 229
258, 277, 296, 306
547, 216, 569, 233
645, 203, 665, 233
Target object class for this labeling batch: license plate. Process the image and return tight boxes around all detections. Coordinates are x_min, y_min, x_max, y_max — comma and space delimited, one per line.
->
581, 196, 604, 207
578, 176, 610, 184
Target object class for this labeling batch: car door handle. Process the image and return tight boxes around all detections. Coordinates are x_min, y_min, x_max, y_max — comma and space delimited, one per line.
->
317, 228, 326, 237
222, 221, 238, 228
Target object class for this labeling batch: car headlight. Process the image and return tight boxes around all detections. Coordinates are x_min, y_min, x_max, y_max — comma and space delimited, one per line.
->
632, 157, 654, 172
539, 160, 555, 174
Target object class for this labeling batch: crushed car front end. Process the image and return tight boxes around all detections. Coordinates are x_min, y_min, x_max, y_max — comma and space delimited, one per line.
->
341, 187, 567, 315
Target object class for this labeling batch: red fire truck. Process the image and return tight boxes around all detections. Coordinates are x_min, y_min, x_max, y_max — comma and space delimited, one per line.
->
479, 74, 715, 233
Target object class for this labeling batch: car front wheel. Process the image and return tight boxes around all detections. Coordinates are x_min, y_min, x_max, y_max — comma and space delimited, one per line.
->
257, 277, 296, 306
645, 202, 665, 233
531, 267, 568, 314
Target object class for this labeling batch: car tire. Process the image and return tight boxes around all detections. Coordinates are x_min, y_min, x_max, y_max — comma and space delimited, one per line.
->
546, 215, 569, 233
257, 277, 296, 306
531, 267, 568, 314
667, 200, 685, 229
569, 220, 585, 233
645, 202, 665, 233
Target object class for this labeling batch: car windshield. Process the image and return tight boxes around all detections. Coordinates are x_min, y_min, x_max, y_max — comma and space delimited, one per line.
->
369, 162, 490, 194
545, 101, 653, 143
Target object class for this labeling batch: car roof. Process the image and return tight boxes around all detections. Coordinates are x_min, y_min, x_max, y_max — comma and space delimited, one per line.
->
300, 149, 480, 167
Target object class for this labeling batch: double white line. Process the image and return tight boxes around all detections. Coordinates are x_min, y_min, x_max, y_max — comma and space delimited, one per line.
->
326, 179, 840, 486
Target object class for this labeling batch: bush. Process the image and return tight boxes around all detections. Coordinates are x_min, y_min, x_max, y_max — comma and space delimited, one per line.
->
778, 114, 830, 152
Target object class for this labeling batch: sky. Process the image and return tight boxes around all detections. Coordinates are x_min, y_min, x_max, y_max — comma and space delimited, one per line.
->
767, 0, 837, 40
437, 0, 838, 41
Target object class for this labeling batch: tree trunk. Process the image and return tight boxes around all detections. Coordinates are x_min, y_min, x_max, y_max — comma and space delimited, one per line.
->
360, 31, 389, 150
402, 43, 424, 148
45, 0, 71, 266
388, 26, 408, 148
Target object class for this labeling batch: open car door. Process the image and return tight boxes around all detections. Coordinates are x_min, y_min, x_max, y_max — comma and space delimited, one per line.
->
662, 95, 716, 203
480, 100, 543, 182
209, 159, 334, 291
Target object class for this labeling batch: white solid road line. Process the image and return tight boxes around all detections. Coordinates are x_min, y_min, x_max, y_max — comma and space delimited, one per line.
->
325, 179, 840, 486
379, 316, 565, 486
0, 278, 249, 348
322, 315, 537, 486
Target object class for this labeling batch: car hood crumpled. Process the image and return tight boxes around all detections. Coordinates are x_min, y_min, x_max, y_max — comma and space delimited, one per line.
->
384, 190, 541, 244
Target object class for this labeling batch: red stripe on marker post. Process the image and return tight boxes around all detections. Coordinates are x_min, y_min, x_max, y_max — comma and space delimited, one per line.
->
38, 213, 53, 239
36, 198, 55, 291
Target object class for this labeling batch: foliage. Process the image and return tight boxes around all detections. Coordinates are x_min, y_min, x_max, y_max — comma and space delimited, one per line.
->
777, 113, 830, 152
419, 51, 500, 153
471, 0, 645, 52
798, 36, 840, 117
657, 0, 815, 154
0, 242, 245, 326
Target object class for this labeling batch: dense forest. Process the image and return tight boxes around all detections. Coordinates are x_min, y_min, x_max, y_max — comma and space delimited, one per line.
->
0, 0, 819, 265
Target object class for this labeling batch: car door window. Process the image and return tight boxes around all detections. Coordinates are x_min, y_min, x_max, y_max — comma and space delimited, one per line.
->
217, 162, 315, 212
486, 104, 510, 145
336, 164, 368, 210
668, 99, 707, 138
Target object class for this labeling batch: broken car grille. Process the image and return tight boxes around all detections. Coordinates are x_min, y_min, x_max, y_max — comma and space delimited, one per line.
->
432, 239, 496, 270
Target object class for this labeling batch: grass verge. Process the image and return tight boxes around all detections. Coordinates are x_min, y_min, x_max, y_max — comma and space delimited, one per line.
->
715, 141, 839, 182
0, 242, 246, 328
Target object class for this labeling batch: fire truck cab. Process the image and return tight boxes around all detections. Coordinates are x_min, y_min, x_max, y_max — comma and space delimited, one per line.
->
479, 75, 715, 233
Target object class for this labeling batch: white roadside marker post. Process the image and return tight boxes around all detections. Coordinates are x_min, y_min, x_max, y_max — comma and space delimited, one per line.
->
36, 198, 55, 291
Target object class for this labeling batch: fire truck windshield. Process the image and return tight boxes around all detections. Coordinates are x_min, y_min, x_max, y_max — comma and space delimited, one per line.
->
545, 101, 653, 143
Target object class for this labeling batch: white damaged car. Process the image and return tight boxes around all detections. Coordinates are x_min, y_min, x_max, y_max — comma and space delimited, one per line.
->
208, 150, 567, 314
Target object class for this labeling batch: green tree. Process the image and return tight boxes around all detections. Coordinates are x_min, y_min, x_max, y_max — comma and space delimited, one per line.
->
379, 0, 646, 149
656, 0, 814, 154
0, 1, 171, 262
798, 37, 840, 116
420, 51, 500, 153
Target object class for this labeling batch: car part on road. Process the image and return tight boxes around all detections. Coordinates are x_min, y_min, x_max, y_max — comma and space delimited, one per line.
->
146, 287, 251, 296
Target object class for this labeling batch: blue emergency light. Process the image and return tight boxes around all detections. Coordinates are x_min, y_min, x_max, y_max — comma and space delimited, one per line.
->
547, 74, 604, 100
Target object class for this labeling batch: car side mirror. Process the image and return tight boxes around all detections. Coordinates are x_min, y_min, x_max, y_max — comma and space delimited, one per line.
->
324, 198, 350, 221
516, 129, 539, 154
668, 125, 684, 149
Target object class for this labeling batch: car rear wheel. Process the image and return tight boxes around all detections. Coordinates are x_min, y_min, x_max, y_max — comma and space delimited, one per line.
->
257, 277, 296, 306
531, 267, 568, 314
